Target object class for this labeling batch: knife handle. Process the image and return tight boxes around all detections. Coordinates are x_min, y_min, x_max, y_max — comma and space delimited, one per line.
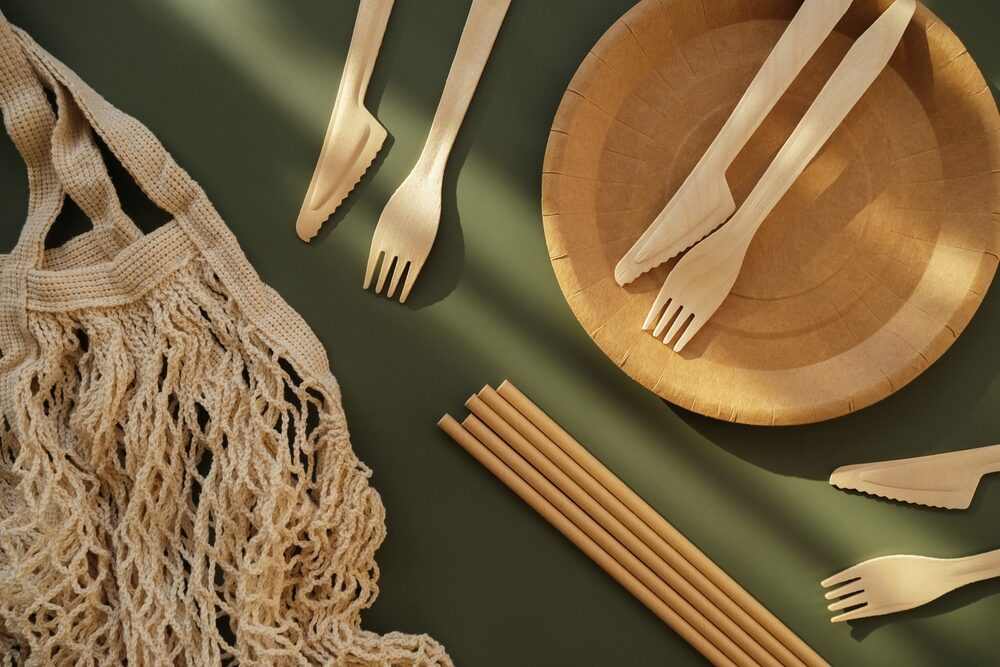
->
416, 0, 511, 178
623, 0, 851, 273
701, 0, 853, 172
726, 0, 915, 245
967, 443, 1000, 475
339, 0, 395, 107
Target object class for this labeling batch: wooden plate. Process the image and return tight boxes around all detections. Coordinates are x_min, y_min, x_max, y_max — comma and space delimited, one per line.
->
542, 0, 1000, 426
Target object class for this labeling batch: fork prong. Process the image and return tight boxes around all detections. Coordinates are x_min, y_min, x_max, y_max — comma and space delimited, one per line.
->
375, 254, 396, 294
652, 301, 681, 338
363, 249, 383, 290
831, 605, 873, 623
827, 593, 866, 612
643, 286, 671, 330
663, 307, 692, 346
824, 581, 864, 601
821, 566, 863, 589
387, 260, 410, 299
673, 313, 705, 352
398, 258, 426, 304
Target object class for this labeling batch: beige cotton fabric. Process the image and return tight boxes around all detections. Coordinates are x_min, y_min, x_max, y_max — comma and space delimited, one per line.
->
0, 12, 451, 666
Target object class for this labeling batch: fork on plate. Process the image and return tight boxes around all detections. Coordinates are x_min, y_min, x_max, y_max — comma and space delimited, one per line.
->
645, 0, 915, 351
821, 548, 1000, 623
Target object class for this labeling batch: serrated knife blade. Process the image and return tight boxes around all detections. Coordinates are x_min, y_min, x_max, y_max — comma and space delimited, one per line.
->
829, 444, 1000, 510
296, 0, 394, 242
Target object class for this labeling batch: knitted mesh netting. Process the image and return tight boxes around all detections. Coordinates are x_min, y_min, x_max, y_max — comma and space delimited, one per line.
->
0, 13, 451, 666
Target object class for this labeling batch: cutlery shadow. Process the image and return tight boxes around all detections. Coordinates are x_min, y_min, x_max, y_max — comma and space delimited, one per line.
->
308, 2, 403, 244
845, 573, 1000, 643
404, 16, 507, 310
310, 133, 396, 245
669, 256, 1000, 481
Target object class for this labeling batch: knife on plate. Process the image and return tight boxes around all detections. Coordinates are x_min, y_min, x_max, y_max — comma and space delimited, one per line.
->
614, 0, 853, 286
829, 444, 1000, 510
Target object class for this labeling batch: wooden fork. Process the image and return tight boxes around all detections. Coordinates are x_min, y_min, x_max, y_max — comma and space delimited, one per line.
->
364, 0, 510, 303
822, 548, 1000, 623
645, 0, 915, 352
614, 0, 853, 286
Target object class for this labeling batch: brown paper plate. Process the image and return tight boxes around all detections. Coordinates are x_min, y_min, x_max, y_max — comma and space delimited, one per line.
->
542, 0, 1000, 426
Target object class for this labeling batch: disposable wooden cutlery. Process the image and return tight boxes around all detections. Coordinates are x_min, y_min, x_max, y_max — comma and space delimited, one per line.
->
364, 0, 510, 303
614, 0, 853, 286
297, 0, 394, 242
646, 0, 915, 352
440, 381, 829, 666
822, 548, 1000, 623
830, 444, 1000, 510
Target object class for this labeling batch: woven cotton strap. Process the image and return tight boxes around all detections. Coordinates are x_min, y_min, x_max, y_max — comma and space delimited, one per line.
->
0, 13, 63, 408
0, 14, 144, 371
0, 14, 334, 387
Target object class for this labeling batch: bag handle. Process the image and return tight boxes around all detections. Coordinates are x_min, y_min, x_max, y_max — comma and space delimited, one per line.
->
0, 12, 141, 373
0, 11, 65, 375
42, 69, 143, 255
0, 12, 140, 264
12, 27, 216, 253
0, 13, 61, 242
2, 13, 335, 392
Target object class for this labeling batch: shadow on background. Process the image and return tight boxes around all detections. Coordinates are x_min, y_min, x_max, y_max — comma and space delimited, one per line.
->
308, 4, 402, 245
673, 262, 1000, 482
3, 1, 1000, 666
847, 561, 1000, 642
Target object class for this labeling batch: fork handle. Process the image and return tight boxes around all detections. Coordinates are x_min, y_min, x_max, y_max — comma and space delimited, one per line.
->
727, 0, 915, 245
951, 548, 1000, 588
416, 0, 511, 177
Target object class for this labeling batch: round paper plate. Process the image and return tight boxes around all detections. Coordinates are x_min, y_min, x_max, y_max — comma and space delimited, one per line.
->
542, 0, 1000, 425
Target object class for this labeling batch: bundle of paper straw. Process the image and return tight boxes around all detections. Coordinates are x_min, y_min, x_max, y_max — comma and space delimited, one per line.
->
439, 381, 828, 667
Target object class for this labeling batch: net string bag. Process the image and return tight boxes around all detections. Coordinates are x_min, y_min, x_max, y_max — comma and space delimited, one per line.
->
0, 12, 452, 666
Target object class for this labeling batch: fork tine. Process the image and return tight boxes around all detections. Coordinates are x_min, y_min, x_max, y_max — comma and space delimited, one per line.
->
827, 593, 866, 612
663, 308, 692, 346
673, 313, 705, 352
824, 581, 864, 601
375, 255, 396, 294
821, 565, 863, 589
398, 258, 426, 304
643, 286, 671, 330
363, 248, 383, 290
831, 605, 873, 623
652, 301, 681, 338
387, 260, 410, 299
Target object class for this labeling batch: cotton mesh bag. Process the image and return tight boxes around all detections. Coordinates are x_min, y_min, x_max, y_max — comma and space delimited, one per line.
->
0, 12, 451, 666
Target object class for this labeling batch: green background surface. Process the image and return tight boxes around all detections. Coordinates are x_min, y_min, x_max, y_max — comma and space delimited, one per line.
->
2, 1, 999, 665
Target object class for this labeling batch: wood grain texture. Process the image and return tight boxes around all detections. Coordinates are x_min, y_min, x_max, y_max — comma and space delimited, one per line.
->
296, 0, 394, 241
829, 442, 1000, 509
821, 547, 1000, 622
542, 0, 1000, 426
364, 0, 510, 302
616, 0, 854, 285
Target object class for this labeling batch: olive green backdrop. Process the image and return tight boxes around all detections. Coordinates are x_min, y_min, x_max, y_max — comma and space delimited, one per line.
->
2, 1, 999, 665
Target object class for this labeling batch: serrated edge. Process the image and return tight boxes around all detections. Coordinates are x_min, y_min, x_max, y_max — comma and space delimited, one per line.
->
296, 145, 382, 243
617, 201, 733, 285
829, 479, 962, 510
